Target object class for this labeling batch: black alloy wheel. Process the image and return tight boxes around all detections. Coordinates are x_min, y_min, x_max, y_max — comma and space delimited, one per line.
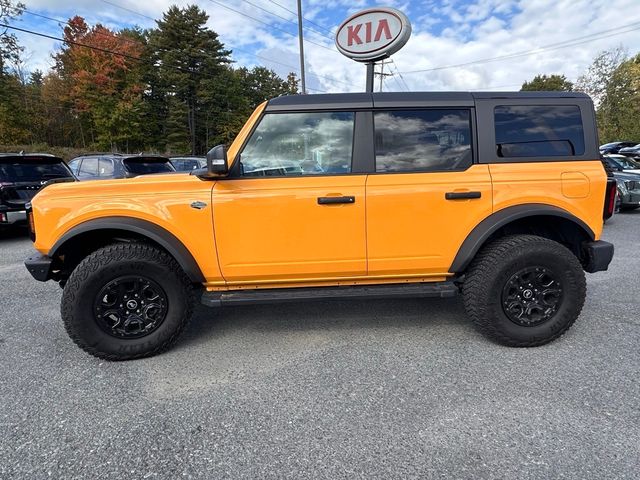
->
94, 276, 169, 339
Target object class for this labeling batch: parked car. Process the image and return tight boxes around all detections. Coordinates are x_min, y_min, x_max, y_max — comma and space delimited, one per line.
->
613, 171, 640, 211
0, 153, 75, 228
25, 92, 615, 360
67, 153, 176, 180
618, 144, 640, 159
599, 141, 638, 154
170, 156, 206, 172
602, 154, 640, 173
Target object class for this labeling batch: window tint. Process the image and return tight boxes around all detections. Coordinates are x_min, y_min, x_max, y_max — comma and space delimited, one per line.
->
374, 110, 472, 173
240, 112, 355, 176
78, 157, 99, 178
494, 105, 585, 158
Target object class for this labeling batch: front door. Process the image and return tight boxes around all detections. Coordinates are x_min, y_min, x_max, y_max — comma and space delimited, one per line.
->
212, 110, 367, 284
366, 108, 493, 276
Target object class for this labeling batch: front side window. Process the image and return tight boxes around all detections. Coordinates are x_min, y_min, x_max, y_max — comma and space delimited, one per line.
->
240, 112, 355, 176
494, 105, 585, 157
374, 109, 473, 173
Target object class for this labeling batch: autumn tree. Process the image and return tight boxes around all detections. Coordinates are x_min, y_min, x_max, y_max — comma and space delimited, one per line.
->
51, 17, 146, 150
521, 74, 574, 91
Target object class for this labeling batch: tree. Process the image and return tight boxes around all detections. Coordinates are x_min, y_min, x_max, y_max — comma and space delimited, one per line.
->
51, 16, 146, 150
521, 74, 574, 91
597, 53, 640, 142
0, 0, 24, 73
146, 5, 231, 154
575, 46, 627, 106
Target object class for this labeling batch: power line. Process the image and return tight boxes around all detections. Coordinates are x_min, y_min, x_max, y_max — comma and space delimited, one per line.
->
234, 0, 334, 41
8, 15, 359, 93
401, 20, 640, 74
263, 0, 333, 34
203, 0, 338, 54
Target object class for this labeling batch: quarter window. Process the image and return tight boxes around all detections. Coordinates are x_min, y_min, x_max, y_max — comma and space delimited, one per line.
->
494, 105, 585, 157
374, 110, 473, 173
240, 112, 355, 176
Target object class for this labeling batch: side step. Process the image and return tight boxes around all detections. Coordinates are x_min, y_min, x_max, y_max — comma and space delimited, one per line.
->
201, 281, 458, 307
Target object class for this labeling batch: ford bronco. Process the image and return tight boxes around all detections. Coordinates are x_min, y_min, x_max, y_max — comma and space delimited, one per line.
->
25, 92, 616, 360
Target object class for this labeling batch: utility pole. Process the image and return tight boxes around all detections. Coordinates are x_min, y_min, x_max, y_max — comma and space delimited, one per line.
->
375, 59, 394, 92
297, 0, 306, 94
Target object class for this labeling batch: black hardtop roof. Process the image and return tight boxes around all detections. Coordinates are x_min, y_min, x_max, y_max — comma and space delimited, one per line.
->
0, 152, 63, 161
265, 91, 591, 111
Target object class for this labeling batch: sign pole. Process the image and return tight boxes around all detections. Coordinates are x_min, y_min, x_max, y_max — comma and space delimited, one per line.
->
365, 62, 374, 93
297, 0, 306, 94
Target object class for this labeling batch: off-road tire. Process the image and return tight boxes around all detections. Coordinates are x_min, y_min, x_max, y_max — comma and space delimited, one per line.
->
61, 243, 195, 360
462, 235, 586, 347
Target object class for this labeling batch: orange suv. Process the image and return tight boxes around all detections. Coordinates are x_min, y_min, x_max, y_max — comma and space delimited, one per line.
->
25, 92, 616, 360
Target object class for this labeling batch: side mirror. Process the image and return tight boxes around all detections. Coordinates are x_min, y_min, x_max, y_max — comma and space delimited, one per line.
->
206, 144, 228, 176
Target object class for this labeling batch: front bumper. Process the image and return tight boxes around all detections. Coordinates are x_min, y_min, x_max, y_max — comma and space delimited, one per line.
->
620, 191, 640, 207
0, 210, 26, 225
583, 240, 614, 273
25, 253, 54, 282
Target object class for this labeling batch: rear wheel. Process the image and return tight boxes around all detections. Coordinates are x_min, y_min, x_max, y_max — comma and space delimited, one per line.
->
462, 235, 586, 347
61, 243, 195, 360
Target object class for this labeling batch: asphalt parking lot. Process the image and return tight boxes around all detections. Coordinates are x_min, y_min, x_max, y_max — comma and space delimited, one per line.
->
1, 214, 639, 479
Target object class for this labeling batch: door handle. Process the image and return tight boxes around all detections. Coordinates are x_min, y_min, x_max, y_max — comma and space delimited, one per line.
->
445, 191, 482, 200
317, 196, 356, 205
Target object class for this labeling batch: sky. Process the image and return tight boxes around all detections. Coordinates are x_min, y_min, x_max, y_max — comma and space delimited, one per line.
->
9, 0, 640, 93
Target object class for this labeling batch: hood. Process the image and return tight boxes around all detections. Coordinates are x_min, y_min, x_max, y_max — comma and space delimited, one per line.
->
32, 170, 206, 202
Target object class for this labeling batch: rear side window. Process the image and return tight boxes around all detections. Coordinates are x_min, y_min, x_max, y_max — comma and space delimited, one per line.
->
374, 109, 473, 173
494, 105, 585, 158
124, 158, 174, 174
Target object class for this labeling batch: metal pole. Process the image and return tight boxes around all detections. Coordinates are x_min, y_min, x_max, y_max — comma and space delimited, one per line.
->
365, 62, 374, 93
379, 60, 385, 92
296, 0, 306, 94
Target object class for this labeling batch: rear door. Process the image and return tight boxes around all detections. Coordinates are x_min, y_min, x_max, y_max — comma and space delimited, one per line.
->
365, 108, 493, 276
212, 110, 367, 284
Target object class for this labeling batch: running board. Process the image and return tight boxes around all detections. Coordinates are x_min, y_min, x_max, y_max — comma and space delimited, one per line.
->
201, 281, 458, 307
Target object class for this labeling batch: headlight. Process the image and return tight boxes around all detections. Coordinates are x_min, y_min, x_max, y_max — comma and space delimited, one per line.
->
618, 181, 628, 194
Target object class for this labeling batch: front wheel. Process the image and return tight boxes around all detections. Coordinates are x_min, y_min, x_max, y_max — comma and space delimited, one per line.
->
462, 235, 586, 347
61, 243, 195, 360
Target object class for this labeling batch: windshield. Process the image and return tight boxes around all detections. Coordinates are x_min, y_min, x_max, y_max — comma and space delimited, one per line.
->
0, 159, 72, 182
123, 158, 175, 175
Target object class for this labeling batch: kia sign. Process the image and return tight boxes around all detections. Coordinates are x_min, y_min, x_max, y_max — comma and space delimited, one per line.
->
335, 8, 411, 62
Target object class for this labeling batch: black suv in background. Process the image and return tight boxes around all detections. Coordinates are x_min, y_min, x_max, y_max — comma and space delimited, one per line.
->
68, 154, 175, 180
170, 156, 206, 171
0, 153, 75, 228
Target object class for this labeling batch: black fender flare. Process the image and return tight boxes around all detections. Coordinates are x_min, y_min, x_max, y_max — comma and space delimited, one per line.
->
50, 217, 206, 283
449, 204, 595, 273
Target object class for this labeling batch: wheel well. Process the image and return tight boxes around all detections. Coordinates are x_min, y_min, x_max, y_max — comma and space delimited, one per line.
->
483, 215, 591, 263
51, 229, 194, 284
